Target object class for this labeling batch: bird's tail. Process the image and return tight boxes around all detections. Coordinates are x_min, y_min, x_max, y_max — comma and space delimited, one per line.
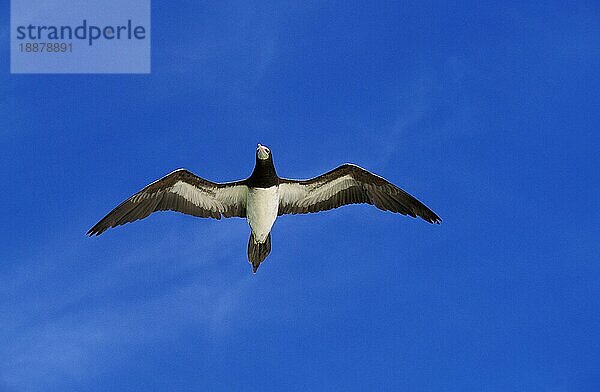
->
248, 233, 271, 273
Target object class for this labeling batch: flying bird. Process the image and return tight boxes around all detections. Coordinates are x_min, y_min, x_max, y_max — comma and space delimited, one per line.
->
88, 144, 441, 272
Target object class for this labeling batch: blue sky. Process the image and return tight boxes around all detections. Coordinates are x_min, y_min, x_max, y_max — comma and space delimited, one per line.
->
1, 1, 599, 391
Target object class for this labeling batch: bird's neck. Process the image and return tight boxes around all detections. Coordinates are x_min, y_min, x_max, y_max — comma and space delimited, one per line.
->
248, 160, 278, 188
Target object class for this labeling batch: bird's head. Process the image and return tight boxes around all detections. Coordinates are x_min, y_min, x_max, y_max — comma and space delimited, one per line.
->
256, 144, 271, 161
250, 143, 277, 182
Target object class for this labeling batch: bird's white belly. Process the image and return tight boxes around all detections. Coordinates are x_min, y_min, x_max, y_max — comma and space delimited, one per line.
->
246, 186, 279, 243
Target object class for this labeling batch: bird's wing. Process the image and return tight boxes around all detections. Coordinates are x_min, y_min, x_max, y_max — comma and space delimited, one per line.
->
278, 164, 441, 223
87, 169, 248, 236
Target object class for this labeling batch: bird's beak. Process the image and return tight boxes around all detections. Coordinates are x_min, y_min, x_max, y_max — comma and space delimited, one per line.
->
257, 144, 269, 160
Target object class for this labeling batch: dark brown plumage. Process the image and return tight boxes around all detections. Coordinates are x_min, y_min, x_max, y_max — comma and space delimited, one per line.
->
88, 145, 441, 272
278, 164, 441, 224
87, 169, 247, 236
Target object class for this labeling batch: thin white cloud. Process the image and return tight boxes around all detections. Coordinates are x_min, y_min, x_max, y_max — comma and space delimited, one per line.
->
0, 218, 251, 391
377, 73, 434, 167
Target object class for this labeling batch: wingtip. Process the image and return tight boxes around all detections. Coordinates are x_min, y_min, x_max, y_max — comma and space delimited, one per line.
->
430, 216, 442, 225
86, 226, 102, 236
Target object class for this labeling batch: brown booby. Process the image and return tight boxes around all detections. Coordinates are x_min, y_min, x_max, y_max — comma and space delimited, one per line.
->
88, 144, 441, 272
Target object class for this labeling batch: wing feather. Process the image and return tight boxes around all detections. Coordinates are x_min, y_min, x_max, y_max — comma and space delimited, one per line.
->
87, 169, 247, 236
278, 164, 441, 224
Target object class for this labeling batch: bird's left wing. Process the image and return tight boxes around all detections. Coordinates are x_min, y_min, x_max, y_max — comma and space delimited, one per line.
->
278, 164, 441, 224
87, 169, 247, 236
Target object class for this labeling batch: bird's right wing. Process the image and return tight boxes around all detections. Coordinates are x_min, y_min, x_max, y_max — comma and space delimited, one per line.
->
87, 169, 248, 236
278, 164, 441, 224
